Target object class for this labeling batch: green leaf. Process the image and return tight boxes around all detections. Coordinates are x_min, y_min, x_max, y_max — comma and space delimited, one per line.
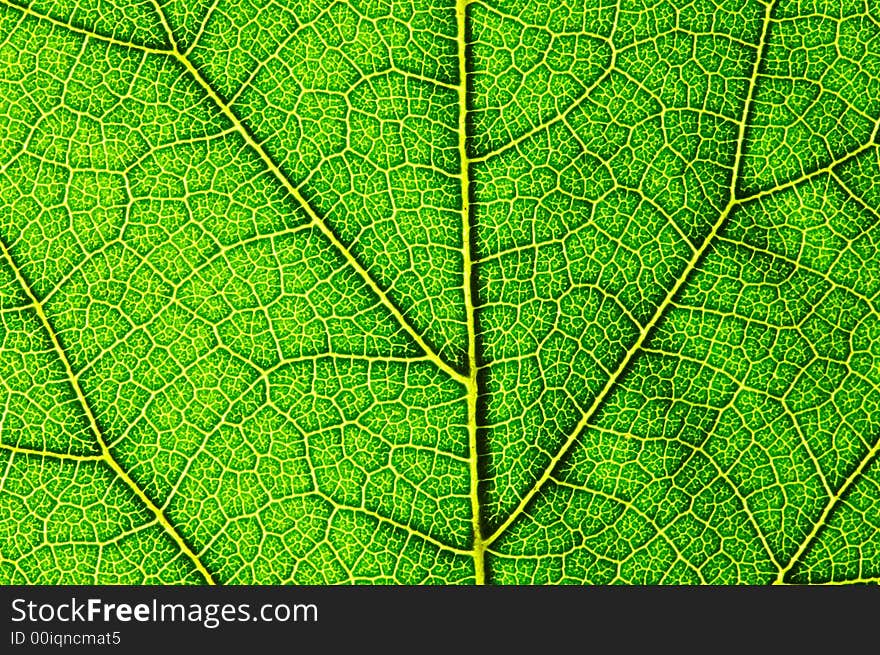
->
1, 0, 879, 585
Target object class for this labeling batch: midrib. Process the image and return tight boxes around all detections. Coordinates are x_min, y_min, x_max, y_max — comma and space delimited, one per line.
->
457, 0, 487, 585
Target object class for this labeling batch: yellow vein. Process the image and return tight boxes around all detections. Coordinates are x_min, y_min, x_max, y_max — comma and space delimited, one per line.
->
0, 237, 216, 585
455, 0, 486, 586
795, 576, 880, 585
311, 491, 472, 557
162, 40, 467, 387
0, 0, 169, 55
0, 442, 103, 462
737, 131, 880, 207
184, 0, 220, 56
483, 0, 779, 549
774, 433, 880, 583
469, 65, 616, 165
483, 210, 742, 547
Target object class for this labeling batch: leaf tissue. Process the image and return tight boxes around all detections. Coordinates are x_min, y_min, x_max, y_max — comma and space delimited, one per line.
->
0, 0, 879, 585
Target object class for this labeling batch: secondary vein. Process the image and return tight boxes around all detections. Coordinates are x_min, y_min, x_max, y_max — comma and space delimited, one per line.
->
165, 42, 468, 387
483, 0, 780, 550
2, 0, 466, 387
775, 433, 880, 583
0, 0, 170, 55
0, 442, 104, 462
0, 236, 216, 584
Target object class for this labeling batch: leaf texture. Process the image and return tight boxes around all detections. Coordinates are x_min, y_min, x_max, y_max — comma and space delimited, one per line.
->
0, 0, 879, 584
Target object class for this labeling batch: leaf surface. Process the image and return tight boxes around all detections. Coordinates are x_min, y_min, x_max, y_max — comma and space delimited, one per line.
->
1, 0, 879, 584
